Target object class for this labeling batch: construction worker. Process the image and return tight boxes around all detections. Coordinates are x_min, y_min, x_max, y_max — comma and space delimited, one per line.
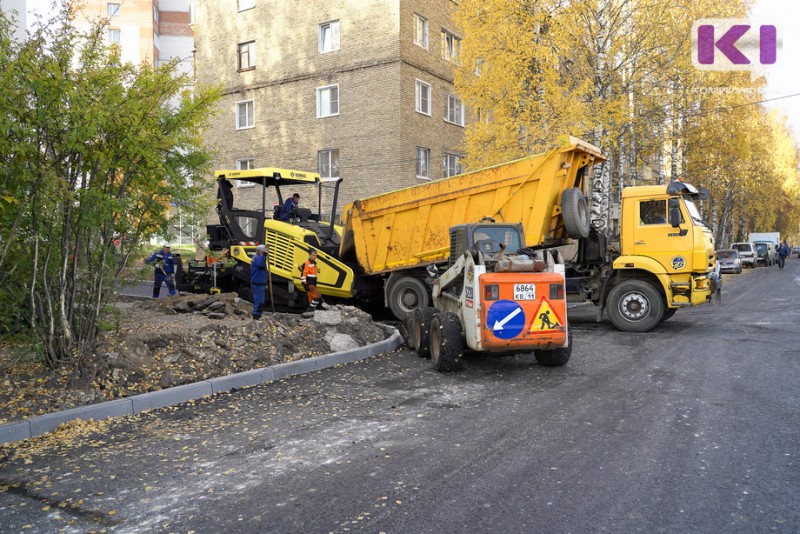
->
250, 244, 269, 319
301, 249, 323, 309
145, 244, 176, 298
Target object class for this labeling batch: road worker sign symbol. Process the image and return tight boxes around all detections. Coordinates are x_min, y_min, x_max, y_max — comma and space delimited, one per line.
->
672, 256, 686, 270
529, 298, 564, 333
486, 300, 526, 339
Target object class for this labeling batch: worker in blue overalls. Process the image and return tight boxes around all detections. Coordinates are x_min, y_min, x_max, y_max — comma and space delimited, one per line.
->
145, 244, 177, 298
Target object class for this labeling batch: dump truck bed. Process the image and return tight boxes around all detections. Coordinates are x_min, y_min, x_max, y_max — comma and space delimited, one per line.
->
339, 135, 605, 275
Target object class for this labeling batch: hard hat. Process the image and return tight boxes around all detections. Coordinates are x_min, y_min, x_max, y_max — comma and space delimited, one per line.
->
163, 243, 171, 248
256, 244, 266, 252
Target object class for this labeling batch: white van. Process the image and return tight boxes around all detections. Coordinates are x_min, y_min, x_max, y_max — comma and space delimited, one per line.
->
730, 242, 757, 268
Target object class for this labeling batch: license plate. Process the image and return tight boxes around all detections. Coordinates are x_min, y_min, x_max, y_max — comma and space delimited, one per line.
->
513, 284, 536, 300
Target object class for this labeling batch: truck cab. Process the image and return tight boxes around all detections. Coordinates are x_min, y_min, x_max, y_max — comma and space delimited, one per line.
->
609, 180, 716, 330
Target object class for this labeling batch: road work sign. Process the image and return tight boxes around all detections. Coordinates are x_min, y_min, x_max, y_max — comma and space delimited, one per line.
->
529, 298, 564, 333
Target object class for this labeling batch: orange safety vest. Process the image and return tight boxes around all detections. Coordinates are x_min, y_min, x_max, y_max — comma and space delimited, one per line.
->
301, 260, 318, 283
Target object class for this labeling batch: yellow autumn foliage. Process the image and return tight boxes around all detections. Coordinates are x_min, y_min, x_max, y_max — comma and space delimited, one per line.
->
455, 0, 800, 243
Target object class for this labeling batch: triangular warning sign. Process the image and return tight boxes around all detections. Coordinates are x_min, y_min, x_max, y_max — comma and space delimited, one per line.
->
529, 298, 565, 333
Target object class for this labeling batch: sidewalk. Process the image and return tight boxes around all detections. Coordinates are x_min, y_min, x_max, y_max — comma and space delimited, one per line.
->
0, 326, 402, 444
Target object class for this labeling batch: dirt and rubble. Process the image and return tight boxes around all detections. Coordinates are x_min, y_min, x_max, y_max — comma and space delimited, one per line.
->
0, 293, 393, 425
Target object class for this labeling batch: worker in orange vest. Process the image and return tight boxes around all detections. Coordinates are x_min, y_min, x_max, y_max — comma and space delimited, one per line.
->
301, 249, 324, 309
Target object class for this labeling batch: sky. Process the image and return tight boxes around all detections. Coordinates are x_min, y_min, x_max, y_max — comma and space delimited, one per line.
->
751, 0, 800, 139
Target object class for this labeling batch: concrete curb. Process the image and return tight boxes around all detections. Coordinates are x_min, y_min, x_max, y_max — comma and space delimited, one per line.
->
0, 327, 402, 445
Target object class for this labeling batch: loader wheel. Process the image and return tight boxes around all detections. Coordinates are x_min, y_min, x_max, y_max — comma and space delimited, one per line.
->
606, 279, 664, 333
561, 188, 591, 239
535, 328, 572, 367
410, 307, 436, 358
430, 313, 464, 372
388, 276, 430, 320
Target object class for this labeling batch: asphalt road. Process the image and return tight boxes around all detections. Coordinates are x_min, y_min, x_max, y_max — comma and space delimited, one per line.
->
2, 260, 799, 533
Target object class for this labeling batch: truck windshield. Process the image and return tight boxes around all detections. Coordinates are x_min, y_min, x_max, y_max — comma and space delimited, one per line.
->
682, 195, 710, 228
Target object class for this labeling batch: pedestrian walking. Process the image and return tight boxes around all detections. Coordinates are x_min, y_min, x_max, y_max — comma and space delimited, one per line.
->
145, 244, 177, 298
250, 244, 269, 319
301, 249, 324, 309
777, 241, 790, 269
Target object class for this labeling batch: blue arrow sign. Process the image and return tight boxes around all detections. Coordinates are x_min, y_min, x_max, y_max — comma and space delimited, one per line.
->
486, 300, 526, 339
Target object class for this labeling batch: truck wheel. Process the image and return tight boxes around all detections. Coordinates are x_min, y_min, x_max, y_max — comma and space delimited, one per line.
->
388, 276, 430, 320
561, 188, 591, 239
606, 279, 664, 332
430, 313, 464, 372
535, 328, 572, 367
410, 307, 436, 358
661, 307, 678, 322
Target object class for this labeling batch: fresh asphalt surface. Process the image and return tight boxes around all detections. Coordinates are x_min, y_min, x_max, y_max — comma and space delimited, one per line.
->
2, 260, 799, 533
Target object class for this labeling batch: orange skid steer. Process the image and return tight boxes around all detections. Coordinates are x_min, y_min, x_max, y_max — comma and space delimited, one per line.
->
406, 223, 571, 372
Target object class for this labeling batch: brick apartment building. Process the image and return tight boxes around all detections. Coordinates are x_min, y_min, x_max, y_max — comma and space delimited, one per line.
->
192, 0, 469, 214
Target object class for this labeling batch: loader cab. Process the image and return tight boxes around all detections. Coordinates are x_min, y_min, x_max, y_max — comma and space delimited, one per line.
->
448, 223, 524, 265
213, 168, 343, 256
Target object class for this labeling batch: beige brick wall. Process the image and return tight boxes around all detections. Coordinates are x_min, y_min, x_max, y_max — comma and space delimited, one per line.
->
195, 0, 470, 222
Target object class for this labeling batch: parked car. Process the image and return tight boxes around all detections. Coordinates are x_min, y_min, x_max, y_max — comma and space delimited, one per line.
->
716, 249, 742, 274
793, 246, 800, 258
731, 242, 758, 268
754, 241, 776, 266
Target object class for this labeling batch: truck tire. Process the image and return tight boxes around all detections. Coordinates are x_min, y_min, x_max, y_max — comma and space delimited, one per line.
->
430, 313, 464, 372
561, 188, 591, 239
661, 307, 678, 322
410, 307, 436, 358
534, 328, 572, 367
606, 279, 664, 333
388, 276, 430, 320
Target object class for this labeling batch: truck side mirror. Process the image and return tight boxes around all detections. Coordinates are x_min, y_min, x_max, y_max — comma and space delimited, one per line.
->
669, 208, 681, 227
668, 198, 681, 227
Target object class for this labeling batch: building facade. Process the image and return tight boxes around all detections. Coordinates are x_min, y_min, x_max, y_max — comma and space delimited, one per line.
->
193, 0, 469, 214
74, 0, 193, 74
75, 1, 195, 243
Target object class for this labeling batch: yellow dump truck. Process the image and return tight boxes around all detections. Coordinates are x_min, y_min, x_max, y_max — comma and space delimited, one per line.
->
337, 135, 602, 318
179, 135, 716, 332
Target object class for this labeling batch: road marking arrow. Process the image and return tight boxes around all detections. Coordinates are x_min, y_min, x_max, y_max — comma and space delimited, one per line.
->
493, 307, 522, 331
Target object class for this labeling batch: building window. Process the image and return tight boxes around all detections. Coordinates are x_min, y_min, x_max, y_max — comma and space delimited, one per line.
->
475, 57, 484, 76
153, 5, 159, 23
441, 30, 461, 63
238, 0, 255, 11
236, 100, 254, 129
107, 28, 121, 43
238, 41, 256, 71
317, 84, 339, 118
444, 153, 463, 177
318, 150, 340, 180
444, 94, 464, 126
414, 14, 428, 49
477, 107, 492, 123
319, 20, 340, 53
108, 3, 120, 16
235, 158, 256, 187
153, 31, 160, 50
416, 147, 430, 180
415, 80, 431, 116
